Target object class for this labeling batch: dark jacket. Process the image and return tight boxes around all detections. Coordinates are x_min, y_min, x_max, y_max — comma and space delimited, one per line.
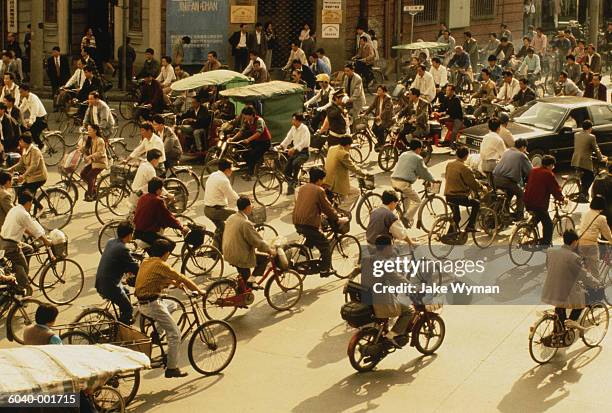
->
365, 94, 394, 129
248, 31, 268, 58
512, 87, 536, 107
139, 79, 165, 113
229, 31, 252, 55
77, 76, 103, 102
584, 83, 607, 102
439, 94, 463, 120
95, 238, 140, 294
0, 114, 17, 152
181, 105, 211, 131
299, 64, 316, 90
137, 58, 161, 79
45, 55, 70, 87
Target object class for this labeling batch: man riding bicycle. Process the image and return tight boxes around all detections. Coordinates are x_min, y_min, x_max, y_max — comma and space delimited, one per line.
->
83, 91, 115, 138
203, 159, 239, 249
447, 46, 472, 87
517, 47, 541, 88
277, 113, 311, 195
293, 167, 348, 278
444, 147, 483, 232
229, 106, 272, 181
126, 123, 166, 175
366, 191, 415, 247
492, 138, 532, 221
135, 238, 205, 378
96, 221, 140, 325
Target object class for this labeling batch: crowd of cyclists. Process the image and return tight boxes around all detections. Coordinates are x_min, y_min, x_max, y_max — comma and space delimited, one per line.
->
0, 18, 610, 386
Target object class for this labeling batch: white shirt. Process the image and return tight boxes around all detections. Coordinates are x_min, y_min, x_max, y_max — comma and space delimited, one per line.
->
305, 86, 334, 109
497, 78, 521, 101
131, 161, 167, 197
18, 92, 47, 126
284, 48, 308, 70
156, 64, 176, 86
204, 170, 239, 207
429, 65, 448, 87
0, 83, 19, 107
92, 105, 99, 125
0, 204, 45, 242
280, 123, 311, 152
64, 68, 85, 89
256, 31, 262, 45
238, 32, 247, 48
411, 71, 436, 102
130, 134, 166, 163
480, 131, 506, 161
242, 57, 267, 76
321, 56, 332, 70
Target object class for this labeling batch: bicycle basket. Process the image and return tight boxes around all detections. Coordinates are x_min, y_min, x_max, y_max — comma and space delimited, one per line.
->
360, 175, 375, 191
185, 225, 205, 247
251, 206, 267, 225
427, 181, 441, 195
110, 164, 131, 186
340, 301, 374, 328
51, 241, 68, 258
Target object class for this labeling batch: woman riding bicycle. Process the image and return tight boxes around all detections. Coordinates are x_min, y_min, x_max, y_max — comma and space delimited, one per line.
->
578, 196, 612, 281
78, 124, 108, 201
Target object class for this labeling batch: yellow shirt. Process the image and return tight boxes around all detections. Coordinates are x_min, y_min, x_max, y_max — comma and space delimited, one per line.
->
135, 257, 186, 299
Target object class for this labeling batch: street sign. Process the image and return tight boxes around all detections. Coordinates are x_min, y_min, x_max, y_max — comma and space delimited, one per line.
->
403, 5, 425, 13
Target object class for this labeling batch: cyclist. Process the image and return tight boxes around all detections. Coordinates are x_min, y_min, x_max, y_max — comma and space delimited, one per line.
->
524, 155, 565, 247
82, 91, 115, 139
541, 229, 600, 332
130, 149, 168, 206
17, 84, 47, 148
492, 138, 532, 221
497, 112, 514, 148
22, 303, 62, 345
229, 105, 272, 181
366, 190, 415, 247
277, 113, 311, 195
397, 88, 430, 141
494, 70, 520, 105
480, 55, 503, 85
517, 47, 541, 87
78, 124, 108, 202
135, 72, 164, 121
479, 117, 506, 175
563, 54, 581, 83
127, 123, 166, 173
96, 221, 139, 325
318, 88, 351, 147
0, 171, 13, 227
135, 238, 205, 378
9, 133, 47, 211
433, 84, 463, 147
353, 36, 376, 86
133, 177, 187, 248
293, 167, 347, 278
0, 191, 52, 291
222, 196, 274, 291
578, 196, 612, 281
494, 37, 514, 67
324, 136, 364, 211
364, 85, 393, 150
304, 73, 334, 132
179, 96, 212, 153
410, 64, 436, 103
511, 78, 536, 109
447, 46, 472, 86
472, 68, 497, 119
570, 120, 606, 203
444, 146, 482, 233
390, 139, 435, 228
555, 71, 582, 96
204, 159, 239, 249
151, 114, 182, 171
342, 62, 367, 121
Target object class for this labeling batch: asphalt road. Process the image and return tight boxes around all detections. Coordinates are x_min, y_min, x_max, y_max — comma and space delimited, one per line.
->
0, 98, 610, 413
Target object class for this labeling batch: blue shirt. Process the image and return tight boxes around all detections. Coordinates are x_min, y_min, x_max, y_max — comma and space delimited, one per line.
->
391, 151, 434, 183
37, 324, 63, 345
95, 238, 140, 294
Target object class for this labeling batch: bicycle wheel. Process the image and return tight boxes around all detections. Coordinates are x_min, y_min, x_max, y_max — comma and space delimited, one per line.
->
255, 223, 279, 242
119, 121, 140, 150
355, 192, 383, 231
604, 268, 612, 306
509, 223, 538, 266
347, 327, 381, 372
180, 244, 224, 278
62, 122, 80, 147
580, 303, 609, 347
413, 313, 446, 355
472, 207, 498, 248
166, 214, 195, 258
92, 386, 126, 413
172, 168, 201, 207
560, 178, 580, 214
428, 216, 456, 259
283, 243, 312, 279
202, 278, 239, 321
98, 221, 121, 254
60, 330, 94, 344
96, 185, 131, 225
554, 214, 575, 237
111, 140, 130, 161
6, 298, 41, 344
265, 269, 303, 311
164, 178, 189, 215
331, 234, 361, 279
35, 188, 74, 230
377, 144, 398, 171
40, 258, 85, 305
353, 132, 372, 162
529, 316, 558, 364
57, 179, 80, 204
417, 195, 448, 233
105, 371, 140, 407
42, 132, 66, 166
119, 99, 135, 120
349, 145, 365, 165
72, 308, 116, 342
421, 140, 433, 166
253, 169, 282, 207
188, 320, 237, 375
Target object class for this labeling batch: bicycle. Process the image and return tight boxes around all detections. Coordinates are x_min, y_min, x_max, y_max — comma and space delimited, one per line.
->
560, 159, 609, 214
377, 118, 434, 170
528, 300, 609, 364
284, 215, 361, 280
427, 197, 498, 259
41, 129, 67, 167
12, 176, 74, 231
449, 67, 472, 96
509, 201, 576, 266
166, 164, 201, 208
202, 242, 303, 321
0, 280, 42, 345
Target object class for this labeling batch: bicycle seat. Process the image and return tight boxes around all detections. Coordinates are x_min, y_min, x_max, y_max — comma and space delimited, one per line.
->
42, 130, 60, 136
172, 165, 191, 172
134, 239, 151, 250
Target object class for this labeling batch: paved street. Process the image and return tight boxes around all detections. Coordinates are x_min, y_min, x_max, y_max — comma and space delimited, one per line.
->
0, 98, 611, 413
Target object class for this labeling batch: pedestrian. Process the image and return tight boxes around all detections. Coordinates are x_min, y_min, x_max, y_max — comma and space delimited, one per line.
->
117, 37, 136, 89
45, 47, 69, 110
249, 23, 268, 60
571, 120, 607, 203
229, 24, 251, 72
264, 22, 276, 70
172, 36, 191, 66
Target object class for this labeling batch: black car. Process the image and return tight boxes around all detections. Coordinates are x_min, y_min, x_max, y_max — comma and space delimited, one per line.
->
458, 97, 612, 164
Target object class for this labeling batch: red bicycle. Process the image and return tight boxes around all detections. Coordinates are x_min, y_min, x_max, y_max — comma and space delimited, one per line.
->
202, 244, 303, 321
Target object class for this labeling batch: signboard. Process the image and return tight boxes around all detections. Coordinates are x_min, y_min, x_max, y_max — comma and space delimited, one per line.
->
166, 0, 229, 66
323, 0, 342, 11
230, 5, 256, 24
7, 0, 18, 33
321, 24, 340, 39
403, 5, 425, 13
322, 9, 342, 24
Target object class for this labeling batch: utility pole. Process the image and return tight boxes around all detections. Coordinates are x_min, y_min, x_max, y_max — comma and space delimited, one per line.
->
121, 0, 128, 90
588, 0, 600, 46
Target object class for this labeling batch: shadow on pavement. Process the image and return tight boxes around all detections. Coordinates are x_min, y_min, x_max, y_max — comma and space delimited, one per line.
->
306, 321, 354, 369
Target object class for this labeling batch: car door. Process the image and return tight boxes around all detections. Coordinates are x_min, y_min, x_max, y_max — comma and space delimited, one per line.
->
554, 107, 591, 162
589, 104, 612, 156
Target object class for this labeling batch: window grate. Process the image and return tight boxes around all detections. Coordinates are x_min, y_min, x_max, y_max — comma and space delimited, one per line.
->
414, 0, 439, 25
472, 0, 496, 19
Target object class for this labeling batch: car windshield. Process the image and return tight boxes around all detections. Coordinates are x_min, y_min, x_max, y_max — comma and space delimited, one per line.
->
512, 103, 566, 131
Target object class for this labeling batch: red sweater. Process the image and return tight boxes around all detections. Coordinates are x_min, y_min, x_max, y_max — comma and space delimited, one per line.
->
524, 167, 564, 211
134, 193, 181, 233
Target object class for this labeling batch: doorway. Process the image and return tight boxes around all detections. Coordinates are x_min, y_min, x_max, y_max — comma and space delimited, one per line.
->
70, 0, 113, 60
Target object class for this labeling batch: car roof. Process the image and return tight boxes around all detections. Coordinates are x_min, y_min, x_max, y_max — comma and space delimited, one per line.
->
536, 96, 610, 109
